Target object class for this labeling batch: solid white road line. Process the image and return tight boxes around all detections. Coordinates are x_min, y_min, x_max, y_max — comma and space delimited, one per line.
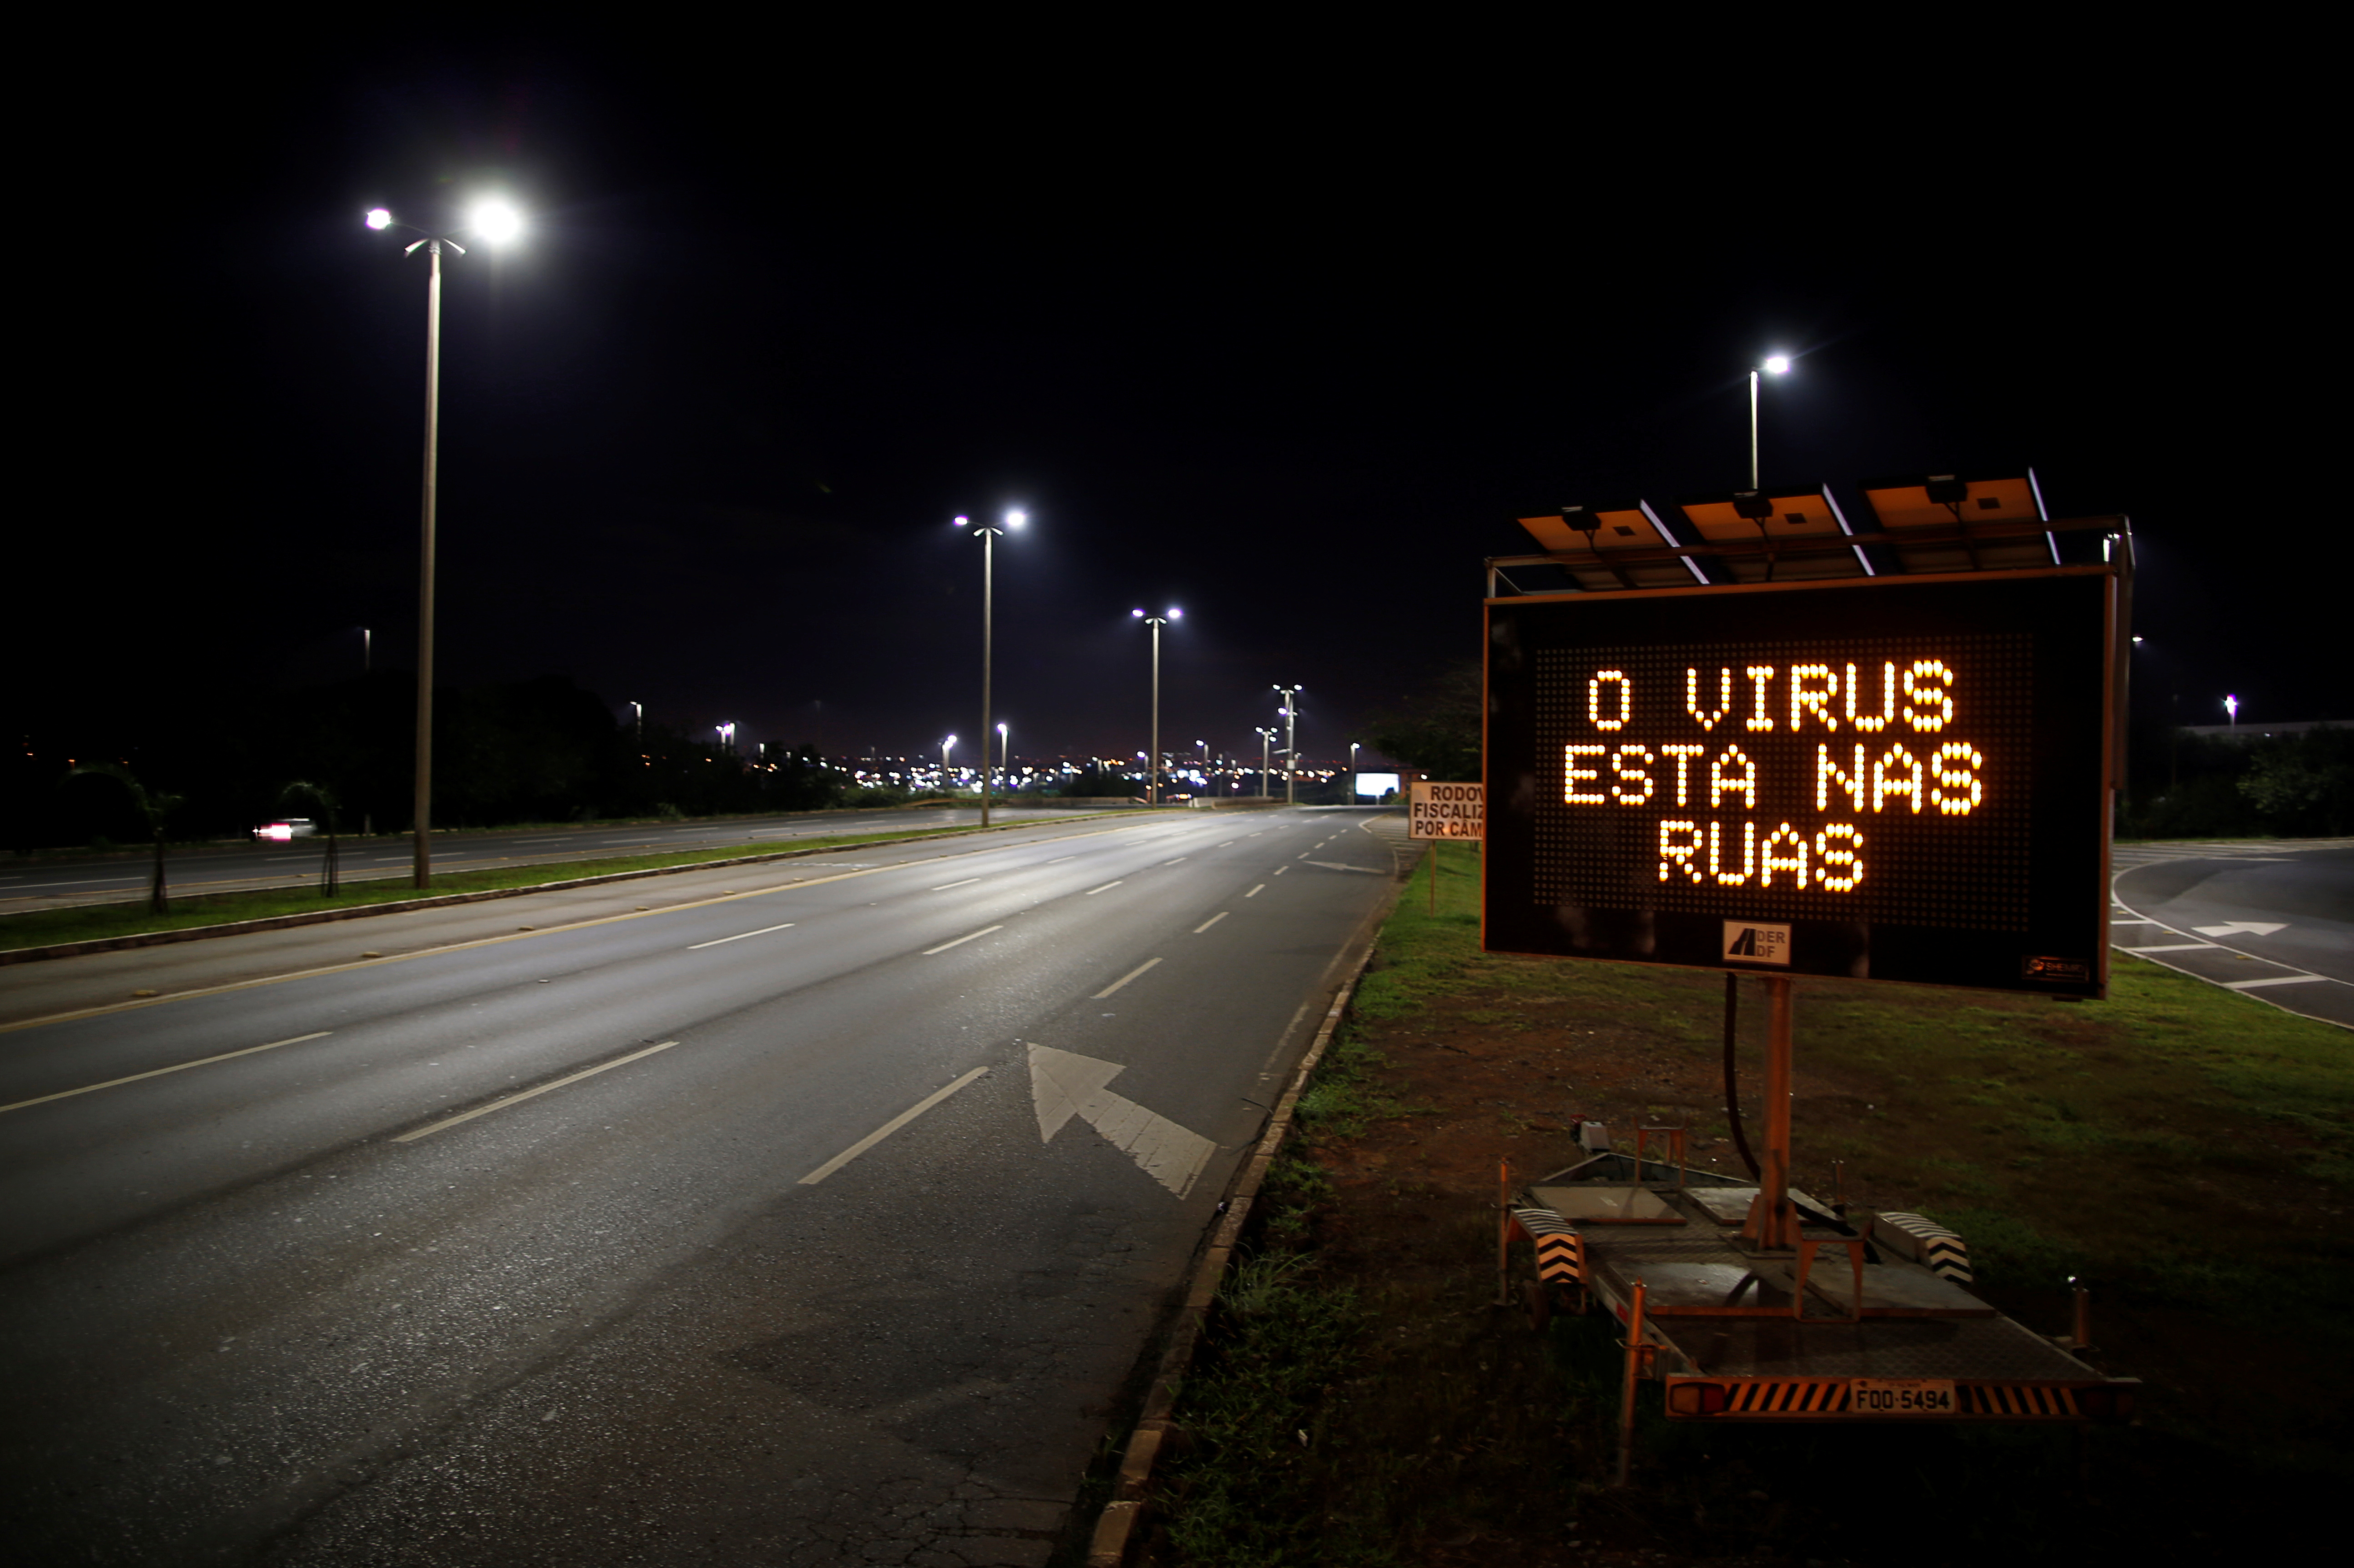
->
1084, 881, 1124, 896
392, 1040, 678, 1143
1244, 884, 1266, 898
686, 922, 798, 951
930, 877, 982, 891
923, 924, 1004, 954
1161, 857, 1188, 866
2224, 974, 2329, 989
1094, 957, 1163, 998
2109, 918, 2163, 926
798, 1067, 990, 1185
1194, 912, 1229, 933
0, 1031, 334, 1115
2119, 943, 2215, 954
1047, 855, 1076, 864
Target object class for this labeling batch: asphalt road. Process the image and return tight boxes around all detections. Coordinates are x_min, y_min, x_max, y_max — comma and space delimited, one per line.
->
0, 807, 1410, 1565
2110, 840, 2354, 1027
0, 806, 1108, 914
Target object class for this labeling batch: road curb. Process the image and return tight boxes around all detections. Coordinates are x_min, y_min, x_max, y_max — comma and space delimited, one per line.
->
1083, 877, 1400, 1567
0, 820, 1092, 967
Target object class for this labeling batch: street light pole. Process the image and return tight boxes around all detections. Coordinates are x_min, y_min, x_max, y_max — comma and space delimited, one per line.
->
997, 721, 1009, 802
955, 510, 1023, 827
368, 199, 521, 889
1256, 727, 1275, 799
1274, 685, 1302, 806
1132, 607, 1180, 804
412, 236, 443, 888
1749, 354, 1790, 490
1350, 741, 1360, 798
941, 735, 956, 791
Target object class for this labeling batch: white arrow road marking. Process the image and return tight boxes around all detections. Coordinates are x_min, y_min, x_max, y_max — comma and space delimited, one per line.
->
1028, 1044, 1215, 1197
2192, 921, 2287, 937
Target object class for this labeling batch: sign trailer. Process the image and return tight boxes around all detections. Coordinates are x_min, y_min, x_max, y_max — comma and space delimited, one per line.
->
1482, 474, 2140, 1464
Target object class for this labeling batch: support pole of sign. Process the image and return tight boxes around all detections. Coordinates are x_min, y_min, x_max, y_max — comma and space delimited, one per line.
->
1428, 840, 1438, 913
1742, 976, 1798, 1251
1722, 974, 1759, 1179
1614, 1277, 1649, 1488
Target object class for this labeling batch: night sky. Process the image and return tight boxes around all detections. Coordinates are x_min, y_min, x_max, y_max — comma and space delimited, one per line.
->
23, 35, 2339, 775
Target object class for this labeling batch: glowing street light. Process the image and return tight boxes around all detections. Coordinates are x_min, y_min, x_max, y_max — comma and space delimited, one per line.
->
1255, 726, 1277, 800
955, 508, 1024, 827
2224, 695, 2239, 727
1750, 354, 1792, 489
364, 197, 527, 888
941, 734, 957, 789
1350, 741, 1361, 797
717, 722, 736, 751
1131, 607, 1181, 804
996, 721, 1009, 800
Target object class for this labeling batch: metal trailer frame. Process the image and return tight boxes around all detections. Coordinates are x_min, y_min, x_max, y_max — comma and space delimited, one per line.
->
1506, 1152, 2138, 1460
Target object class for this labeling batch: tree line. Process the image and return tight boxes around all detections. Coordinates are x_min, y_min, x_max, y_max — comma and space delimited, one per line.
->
6, 673, 843, 854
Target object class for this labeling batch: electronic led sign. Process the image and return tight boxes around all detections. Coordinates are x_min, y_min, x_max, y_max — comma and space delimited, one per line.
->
1484, 571, 2118, 995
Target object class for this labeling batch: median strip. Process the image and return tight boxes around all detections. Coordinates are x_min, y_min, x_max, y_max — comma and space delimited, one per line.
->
391, 1040, 679, 1142
798, 1067, 990, 1185
0, 1031, 333, 1114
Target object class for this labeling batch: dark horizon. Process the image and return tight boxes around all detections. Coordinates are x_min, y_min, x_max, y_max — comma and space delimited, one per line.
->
17, 37, 2342, 796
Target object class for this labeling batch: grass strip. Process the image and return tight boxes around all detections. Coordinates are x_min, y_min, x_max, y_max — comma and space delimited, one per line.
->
0, 823, 1024, 953
1154, 839, 2349, 1565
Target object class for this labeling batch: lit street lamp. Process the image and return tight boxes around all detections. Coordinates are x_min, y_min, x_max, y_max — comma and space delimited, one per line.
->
2224, 695, 2239, 727
954, 509, 1024, 827
1273, 685, 1303, 806
997, 721, 1009, 801
941, 735, 957, 790
1749, 353, 1790, 489
717, 722, 736, 752
366, 198, 525, 888
1131, 607, 1182, 804
1350, 741, 1361, 798
1255, 727, 1276, 799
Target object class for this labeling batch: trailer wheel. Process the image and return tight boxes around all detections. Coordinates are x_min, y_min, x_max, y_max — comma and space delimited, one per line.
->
1521, 1278, 1552, 1332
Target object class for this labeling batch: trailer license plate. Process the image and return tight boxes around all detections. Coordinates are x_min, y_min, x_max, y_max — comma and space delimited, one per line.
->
1851, 1378, 1955, 1415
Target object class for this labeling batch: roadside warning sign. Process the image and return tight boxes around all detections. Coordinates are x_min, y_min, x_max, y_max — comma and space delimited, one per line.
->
1409, 781, 1485, 840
